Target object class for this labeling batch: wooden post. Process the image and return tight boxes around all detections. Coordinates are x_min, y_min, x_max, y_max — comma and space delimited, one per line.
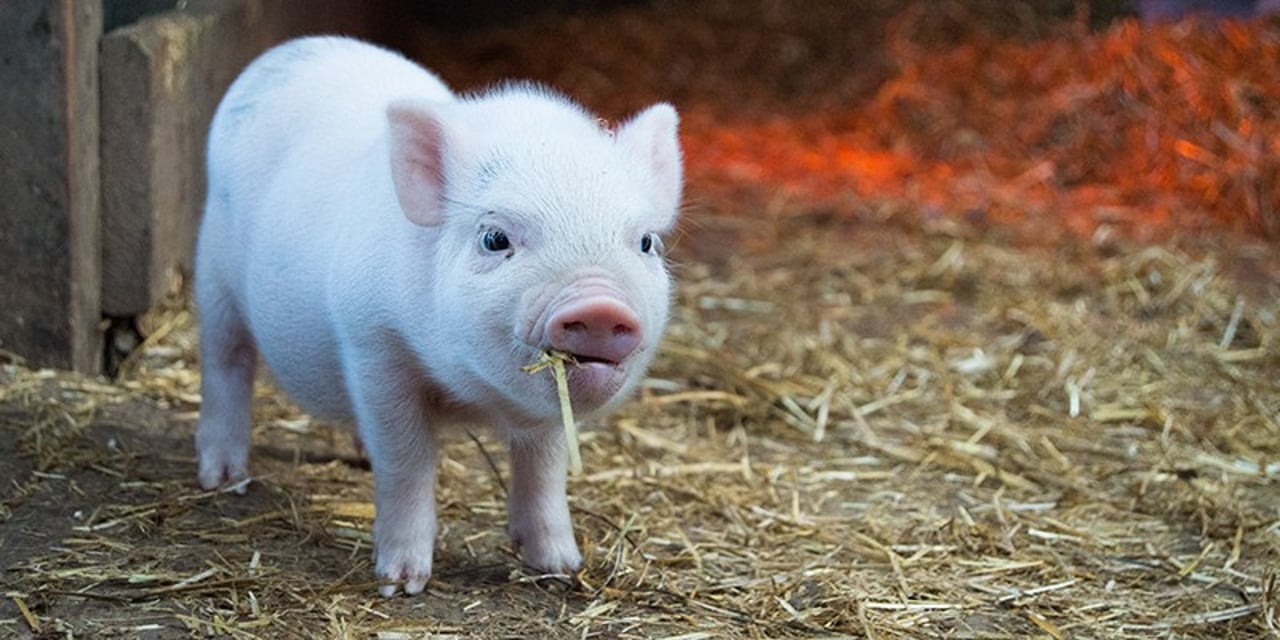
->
0, 0, 104, 373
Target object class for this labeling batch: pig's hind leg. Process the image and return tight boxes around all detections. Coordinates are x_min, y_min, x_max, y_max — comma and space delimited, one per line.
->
194, 281, 258, 493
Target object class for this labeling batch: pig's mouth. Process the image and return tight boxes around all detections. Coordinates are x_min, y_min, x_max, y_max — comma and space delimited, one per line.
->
564, 353, 618, 366
555, 352, 628, 409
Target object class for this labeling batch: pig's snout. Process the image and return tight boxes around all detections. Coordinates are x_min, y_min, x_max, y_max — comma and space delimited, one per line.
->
525, 275, 649, 409
548, 299, 641, 365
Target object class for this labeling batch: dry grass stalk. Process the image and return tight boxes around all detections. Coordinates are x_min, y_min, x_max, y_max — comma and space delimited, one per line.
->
523, 350, 583, 476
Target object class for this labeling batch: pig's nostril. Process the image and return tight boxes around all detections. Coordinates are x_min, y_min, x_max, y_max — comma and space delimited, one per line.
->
561, 320, 634, 337
563, 321, 634, 338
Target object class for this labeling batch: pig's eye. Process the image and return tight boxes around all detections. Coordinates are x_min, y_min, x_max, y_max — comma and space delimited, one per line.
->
481, 229, 511, 253
640, 232, 664, 256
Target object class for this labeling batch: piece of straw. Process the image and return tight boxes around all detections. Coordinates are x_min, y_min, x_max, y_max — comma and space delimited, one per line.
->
523, 350, 582, 475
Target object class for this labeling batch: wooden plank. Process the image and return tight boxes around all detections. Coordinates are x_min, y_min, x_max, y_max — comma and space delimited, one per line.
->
100, 14, 205, 316
0, 0, 104, 373
99, 0, 378, 317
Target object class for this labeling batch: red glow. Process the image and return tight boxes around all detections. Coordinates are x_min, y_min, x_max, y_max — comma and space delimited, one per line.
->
680, 18, 1280, 239
409, 7, 1280, 239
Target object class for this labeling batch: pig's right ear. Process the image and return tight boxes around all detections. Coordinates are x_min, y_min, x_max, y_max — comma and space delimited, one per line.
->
387, 100, 450, 227
616, 103, 683, 231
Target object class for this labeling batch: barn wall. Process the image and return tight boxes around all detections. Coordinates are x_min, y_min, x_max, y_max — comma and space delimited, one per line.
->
0, 0, 386, 373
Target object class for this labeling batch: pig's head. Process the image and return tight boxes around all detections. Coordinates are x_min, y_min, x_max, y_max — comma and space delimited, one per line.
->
386, 84, 682, 423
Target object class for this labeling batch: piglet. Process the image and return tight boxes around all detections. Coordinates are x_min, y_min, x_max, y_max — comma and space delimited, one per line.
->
194, 36, 682, 596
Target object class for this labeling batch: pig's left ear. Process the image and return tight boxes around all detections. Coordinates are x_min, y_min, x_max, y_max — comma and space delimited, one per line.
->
616, 103, 683, 230
387, 100, 452, 227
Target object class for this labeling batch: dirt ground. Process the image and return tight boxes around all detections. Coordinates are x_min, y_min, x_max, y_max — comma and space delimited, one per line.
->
3, 215, 1278, 638
4, 1, 1280, 638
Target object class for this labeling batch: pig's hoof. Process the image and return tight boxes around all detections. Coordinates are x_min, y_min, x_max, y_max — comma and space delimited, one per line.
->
375, 549, 433, 597
515, 531, 583, 575
373, 508, 437, 596
197, 450, 249, 494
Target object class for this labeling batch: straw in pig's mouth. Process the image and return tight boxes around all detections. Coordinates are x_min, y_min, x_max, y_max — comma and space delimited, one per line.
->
522, 349, 584, 475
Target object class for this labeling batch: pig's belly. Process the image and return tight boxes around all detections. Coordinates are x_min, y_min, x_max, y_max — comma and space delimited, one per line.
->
255, 329, 352, 421
241, 275, 353, 422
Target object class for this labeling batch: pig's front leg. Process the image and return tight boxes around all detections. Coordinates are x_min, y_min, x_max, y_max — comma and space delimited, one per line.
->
347, 358, 439, 597
506, 427, 582, 575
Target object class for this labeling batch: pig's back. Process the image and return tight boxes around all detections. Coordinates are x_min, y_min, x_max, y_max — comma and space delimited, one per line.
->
198, 37, 453, 420
206, 36, 453, 215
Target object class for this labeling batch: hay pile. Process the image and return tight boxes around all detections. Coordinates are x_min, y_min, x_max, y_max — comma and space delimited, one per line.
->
2, 217, 1278, 638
